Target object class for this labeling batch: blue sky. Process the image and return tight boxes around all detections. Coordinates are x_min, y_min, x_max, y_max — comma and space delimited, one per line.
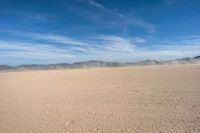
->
0, 0, 200, 65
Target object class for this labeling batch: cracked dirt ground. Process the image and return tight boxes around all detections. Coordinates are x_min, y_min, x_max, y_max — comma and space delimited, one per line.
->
0, 65, 200, 133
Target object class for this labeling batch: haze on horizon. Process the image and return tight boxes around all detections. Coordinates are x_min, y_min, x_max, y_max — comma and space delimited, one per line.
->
0, 0, 200, 65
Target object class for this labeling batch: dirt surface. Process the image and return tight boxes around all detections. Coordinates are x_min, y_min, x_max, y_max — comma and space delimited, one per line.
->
0, 65, 200, 133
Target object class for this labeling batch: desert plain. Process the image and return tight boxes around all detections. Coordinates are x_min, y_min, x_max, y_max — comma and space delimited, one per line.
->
0, 64, 200, 133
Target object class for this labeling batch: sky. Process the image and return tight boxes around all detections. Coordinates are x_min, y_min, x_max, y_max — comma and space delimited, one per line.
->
0, 0, 200, 65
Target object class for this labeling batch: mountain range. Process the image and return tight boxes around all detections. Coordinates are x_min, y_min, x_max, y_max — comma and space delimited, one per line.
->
0, 56, 200, 71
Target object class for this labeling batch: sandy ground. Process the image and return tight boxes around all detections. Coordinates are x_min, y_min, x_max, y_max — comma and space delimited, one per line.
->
0, 65, 200, 133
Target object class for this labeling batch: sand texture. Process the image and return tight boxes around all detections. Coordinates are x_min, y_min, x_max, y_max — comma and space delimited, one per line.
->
0, 65, 200, 133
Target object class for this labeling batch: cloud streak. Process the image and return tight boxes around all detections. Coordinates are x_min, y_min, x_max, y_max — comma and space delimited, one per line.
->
87, 0, 104, 9
78, 0, 104, 9
0, 40, 73, 59
17, 32, 89, 46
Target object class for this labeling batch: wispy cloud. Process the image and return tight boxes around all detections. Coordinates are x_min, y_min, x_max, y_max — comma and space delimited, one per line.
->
19, 33, 136, 53
132, 19, 155, 33
0, 31, 200, 65
74, 0, 155, 34
0, 40, 73, 59
92, 35, 135, 52
11, 32, 140, 53
23, 33, 139, 52
78, 0, 104, 9
87, 0, 104, 9
17, 32, 89, 46
23, 13, 52, 22
0, 40, 80, 65
14, 11, 57, 24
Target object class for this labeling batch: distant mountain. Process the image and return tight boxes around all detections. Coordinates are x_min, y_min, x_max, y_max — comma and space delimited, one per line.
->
127, 60, 162, 66
0, 65, 13, 70
194, 56, 200, 59
0, 56, 200, 71
127, 56, 200, 65
72, 60, 124, 68
161, 56, 200, 65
